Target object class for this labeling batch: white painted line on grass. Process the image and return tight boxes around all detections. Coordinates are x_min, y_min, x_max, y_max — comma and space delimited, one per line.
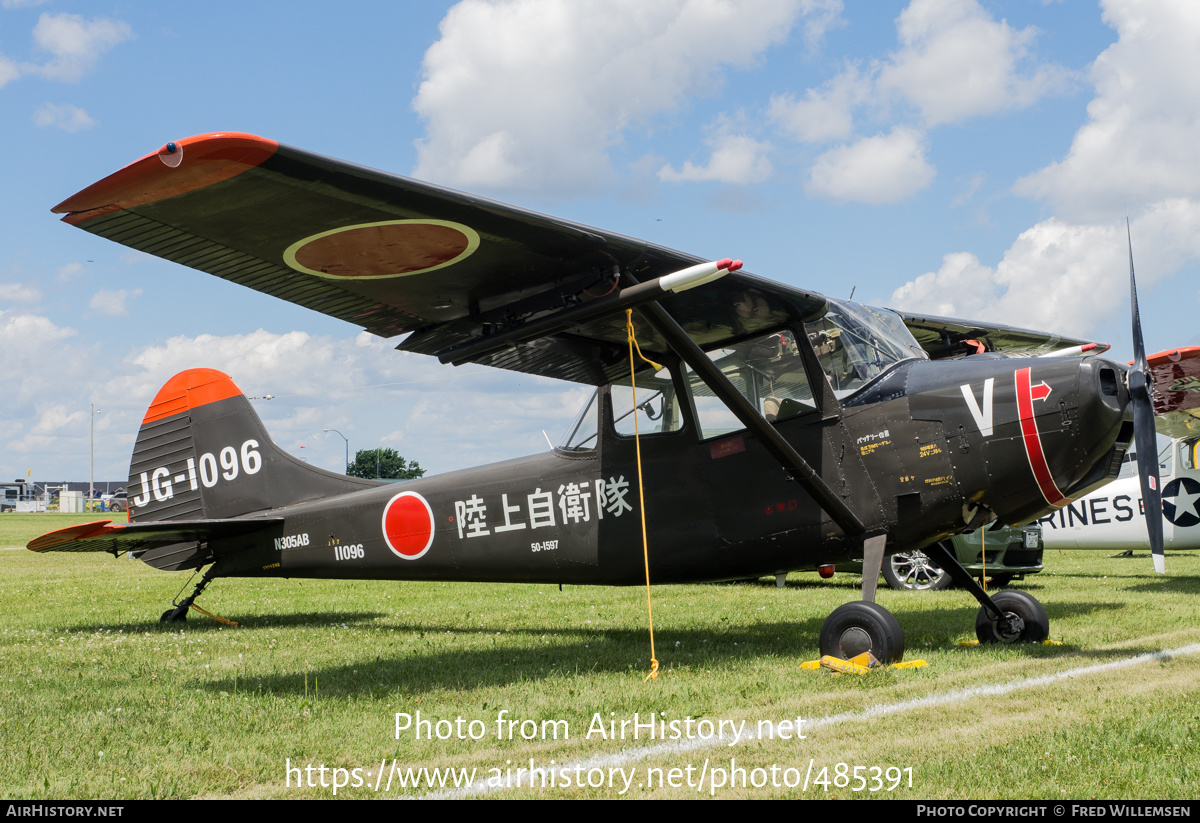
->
419, 642, 1200, 799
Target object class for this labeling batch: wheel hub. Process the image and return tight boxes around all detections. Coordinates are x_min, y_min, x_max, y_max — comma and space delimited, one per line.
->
993, 611, 1025, 643
839, 626, 872, 657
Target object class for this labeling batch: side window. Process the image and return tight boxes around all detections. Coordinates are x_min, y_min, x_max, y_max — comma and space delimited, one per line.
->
1159, 441, 1174, 475
1181, 439, 1199, 471
611, 368, 684, 437
683, 329, 816, 440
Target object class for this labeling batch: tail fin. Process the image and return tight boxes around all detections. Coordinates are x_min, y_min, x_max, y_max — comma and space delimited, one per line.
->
128, 368, 375, 521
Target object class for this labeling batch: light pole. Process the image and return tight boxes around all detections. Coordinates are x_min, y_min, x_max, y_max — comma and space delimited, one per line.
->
89, 403, 101, 511
324, 428, 349, 475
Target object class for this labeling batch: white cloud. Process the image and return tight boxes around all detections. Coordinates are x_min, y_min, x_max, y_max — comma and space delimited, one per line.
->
875, 0, 1072, 126
88, 288, 141, 317
768, 63, 870, 144
889, 200, 1200, 338
412, 0, 805, 195
1014, 0, 1200, 222
0, 54, 18, 89
0, 309, 75, 351
0, 283, 42, 303
894, 2, 1200, 348
806, 127, 934, 203
658, 134, 773, 184
796, 0, 846, 50
0, 311, 91, 461
32, 102, 95, 132
32, 12, 132, 82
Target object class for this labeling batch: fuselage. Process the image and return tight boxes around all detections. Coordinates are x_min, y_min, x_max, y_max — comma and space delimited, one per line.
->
206, 348, 1134, 586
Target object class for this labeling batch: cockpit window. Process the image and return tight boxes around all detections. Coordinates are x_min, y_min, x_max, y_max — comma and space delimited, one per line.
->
558, 367, 684, 450
804, 301, 925, 398
684, 329, 816, 440
611, 368, 684, 438
1182, 439, 1200, 471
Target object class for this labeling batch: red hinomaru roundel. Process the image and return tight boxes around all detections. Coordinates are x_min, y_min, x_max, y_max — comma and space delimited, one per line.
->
381, 491, 435, 560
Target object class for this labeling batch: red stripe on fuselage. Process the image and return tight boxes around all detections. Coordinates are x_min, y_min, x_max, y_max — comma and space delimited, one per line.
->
1015, 367, 1067, 507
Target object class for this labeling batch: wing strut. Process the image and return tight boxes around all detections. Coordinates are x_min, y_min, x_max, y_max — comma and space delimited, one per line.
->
631, 291, 867, 538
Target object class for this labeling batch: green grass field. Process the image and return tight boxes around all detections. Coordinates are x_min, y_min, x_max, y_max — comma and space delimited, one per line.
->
3, 513, 1198, 799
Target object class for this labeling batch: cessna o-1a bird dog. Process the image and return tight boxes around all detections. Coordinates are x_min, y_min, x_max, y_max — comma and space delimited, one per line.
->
30, 132, 1191, 665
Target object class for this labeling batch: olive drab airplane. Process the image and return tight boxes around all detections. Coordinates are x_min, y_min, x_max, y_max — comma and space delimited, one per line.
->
27, 132, 1192, 665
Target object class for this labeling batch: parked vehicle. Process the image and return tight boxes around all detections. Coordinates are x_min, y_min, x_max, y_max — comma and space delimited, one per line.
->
881, 523, 1044, 591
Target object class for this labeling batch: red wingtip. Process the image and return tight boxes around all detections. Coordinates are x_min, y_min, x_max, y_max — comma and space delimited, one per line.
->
729, 259, 743, 272
143, 368, 244, 425
54, 132, 279, 224
716, 258, 733, 270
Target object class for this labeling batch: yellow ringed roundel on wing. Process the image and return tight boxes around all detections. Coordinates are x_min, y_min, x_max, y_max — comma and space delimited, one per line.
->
283, 219, 480, 280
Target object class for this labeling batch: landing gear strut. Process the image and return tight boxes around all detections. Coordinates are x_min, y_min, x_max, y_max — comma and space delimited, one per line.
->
160, 566, 218, 623
818, 534, 906, 663
922, 542, 1050, 644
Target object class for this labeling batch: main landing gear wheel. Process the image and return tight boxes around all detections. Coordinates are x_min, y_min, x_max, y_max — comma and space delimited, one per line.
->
882, 547, 951, 591
818, 601, 905, 663
974, 590, 1049, 644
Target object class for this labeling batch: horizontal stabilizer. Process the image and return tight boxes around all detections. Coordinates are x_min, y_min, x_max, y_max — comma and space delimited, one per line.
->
28, 517, 282, 571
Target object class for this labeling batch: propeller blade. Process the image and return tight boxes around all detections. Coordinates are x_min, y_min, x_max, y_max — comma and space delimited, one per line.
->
1127, 219, 1165, 573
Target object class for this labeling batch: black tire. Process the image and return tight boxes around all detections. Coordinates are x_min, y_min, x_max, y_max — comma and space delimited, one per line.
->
108, 500, 125, 513
975, 590, 1049, 644
882, 547, 951, 591
160, 606, 188, 623
818, 601, 905, 663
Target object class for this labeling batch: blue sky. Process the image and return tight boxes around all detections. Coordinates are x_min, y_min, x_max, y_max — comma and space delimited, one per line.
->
3, 0, 1199, 484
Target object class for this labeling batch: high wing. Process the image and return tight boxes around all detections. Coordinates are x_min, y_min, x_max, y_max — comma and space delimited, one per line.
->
54, 132, 825, 386
895, 311, 1103, 360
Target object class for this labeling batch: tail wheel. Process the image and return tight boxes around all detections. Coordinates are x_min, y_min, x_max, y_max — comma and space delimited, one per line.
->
818, 601, 905, 663
882, 546, 951, 591
975, 590, 1049, 644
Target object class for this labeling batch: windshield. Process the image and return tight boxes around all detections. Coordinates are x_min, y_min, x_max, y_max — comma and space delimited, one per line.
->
559, 389, 599, 451
804, 300, 925, 398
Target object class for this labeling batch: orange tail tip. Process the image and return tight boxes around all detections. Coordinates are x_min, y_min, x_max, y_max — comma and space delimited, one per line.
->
142, 368, 244, 425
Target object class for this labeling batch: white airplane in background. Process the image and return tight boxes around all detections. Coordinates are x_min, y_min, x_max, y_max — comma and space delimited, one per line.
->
1038, 436, 1200, 552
